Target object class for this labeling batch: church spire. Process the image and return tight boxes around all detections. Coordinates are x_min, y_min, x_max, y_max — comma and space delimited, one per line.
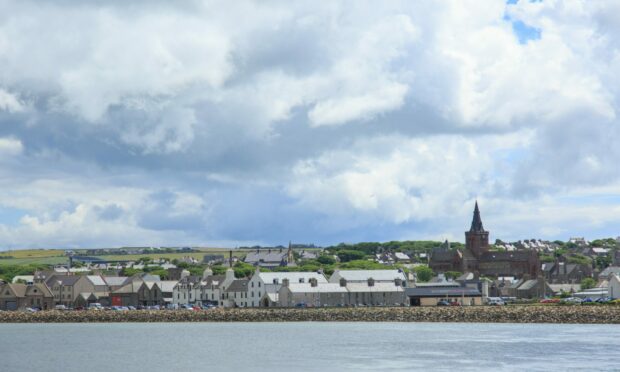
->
470, 201, 485, 232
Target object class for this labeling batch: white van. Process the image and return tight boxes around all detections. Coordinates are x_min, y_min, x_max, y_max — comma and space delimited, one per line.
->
88, 303, 103, 310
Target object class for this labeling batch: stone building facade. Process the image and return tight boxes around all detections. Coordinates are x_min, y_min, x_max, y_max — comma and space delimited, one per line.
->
430, 202, 540, 278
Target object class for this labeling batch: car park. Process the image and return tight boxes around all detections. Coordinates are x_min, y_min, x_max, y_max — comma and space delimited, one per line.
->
562, 297, 582, 304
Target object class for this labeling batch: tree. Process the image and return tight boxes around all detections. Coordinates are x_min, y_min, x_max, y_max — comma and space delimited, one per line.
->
337, 250, 367, 263
233, 262, 255, 278
580, 277, 596, 291
445, 271, 462, 280
317, 255, 336, 265
415, 266, 434, 283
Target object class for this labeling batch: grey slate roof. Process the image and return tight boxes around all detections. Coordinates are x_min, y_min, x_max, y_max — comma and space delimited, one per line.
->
203, 275, 226, 288
45, 275, 82, 287
599, 266, 620, 278
225, 279, 248, 293
245, 250, 288, 264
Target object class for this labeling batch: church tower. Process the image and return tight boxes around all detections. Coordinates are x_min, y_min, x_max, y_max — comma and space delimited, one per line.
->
465, 201, 489, 258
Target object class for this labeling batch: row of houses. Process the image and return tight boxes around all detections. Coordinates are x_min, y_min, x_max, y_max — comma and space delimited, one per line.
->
172, 269, 409, 308
0, 270, 179, 311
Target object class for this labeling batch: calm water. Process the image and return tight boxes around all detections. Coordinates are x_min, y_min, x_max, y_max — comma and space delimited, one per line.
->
1, 322, 619, 371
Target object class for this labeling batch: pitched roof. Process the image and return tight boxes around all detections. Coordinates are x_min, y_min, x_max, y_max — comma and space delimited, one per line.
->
245, 250, 288, 264
203, 275, 226, 288
45, 275, 83, 287
430, 249, 457, 262
480, 251, 534, 262
156, 281, 178, 293
258, 272, 327, 284
103, 276, 128, 286
225, 279, 248, 293
346, 282, 405, 293
600, 266, 620, 278
517, 279, 540, 291
86, 275, 106, 286
3, 283, 27, 297
469, 201, 485, 232
331, 270, 406, 282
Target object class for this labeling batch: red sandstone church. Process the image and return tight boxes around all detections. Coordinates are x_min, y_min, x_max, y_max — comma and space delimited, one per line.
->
429, 202, 540, 278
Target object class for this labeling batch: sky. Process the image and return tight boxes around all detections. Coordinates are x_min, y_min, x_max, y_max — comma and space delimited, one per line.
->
0, 0, 620, 249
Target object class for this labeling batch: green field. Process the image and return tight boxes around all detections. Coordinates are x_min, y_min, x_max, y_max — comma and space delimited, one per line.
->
0, 248, 255, 266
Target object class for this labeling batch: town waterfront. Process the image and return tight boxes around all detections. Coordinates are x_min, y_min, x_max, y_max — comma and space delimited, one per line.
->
1, 322, 619, 371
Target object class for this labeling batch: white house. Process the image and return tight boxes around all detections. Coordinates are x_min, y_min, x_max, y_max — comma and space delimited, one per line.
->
609, 274, 620, 299
247, 270, 328, 307
221, 279, 249, 307
172, 276, 201, 306
278, 278, 348, 307
344, 279, 406, 306
198, 268, 235, 307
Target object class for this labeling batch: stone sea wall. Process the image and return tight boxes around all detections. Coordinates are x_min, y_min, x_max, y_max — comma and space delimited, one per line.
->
1, 306, 620, 324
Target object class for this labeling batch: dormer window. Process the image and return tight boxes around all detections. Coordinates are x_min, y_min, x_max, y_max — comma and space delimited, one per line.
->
299, 278, 304, 283
273, 279, 279, 284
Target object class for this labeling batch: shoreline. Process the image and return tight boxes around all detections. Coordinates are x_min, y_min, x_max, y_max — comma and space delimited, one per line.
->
1, 306, 620, 324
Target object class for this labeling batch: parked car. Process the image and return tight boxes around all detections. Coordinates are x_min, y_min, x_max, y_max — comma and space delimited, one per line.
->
88, 303, 103, 310
488, 299, 506, 306
562, 297, 582, 304
55, 304, 68, 311
594, 297, 610, 303
436, 300, 450, 306
540, 298, 560, 304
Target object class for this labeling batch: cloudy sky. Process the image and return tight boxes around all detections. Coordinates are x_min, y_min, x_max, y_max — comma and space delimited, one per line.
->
0, 0, 619, 249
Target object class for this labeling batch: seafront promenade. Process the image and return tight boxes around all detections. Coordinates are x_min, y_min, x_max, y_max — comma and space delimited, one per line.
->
2, 306, 620, 324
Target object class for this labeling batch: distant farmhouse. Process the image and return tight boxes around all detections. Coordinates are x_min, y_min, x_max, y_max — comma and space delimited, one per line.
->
429, 202, 540, 278
244, 244, 296, 269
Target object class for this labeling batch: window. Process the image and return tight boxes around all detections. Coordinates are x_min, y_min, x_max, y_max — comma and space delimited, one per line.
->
251, 282, 254, 288
258, 282, 261, 287
251, 291, 254, 297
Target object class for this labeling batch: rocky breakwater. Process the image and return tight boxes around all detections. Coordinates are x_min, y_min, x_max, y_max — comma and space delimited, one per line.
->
1, 306, 620, 324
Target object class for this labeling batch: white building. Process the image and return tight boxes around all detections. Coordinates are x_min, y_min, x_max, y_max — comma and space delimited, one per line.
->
247, 270, 328, 307
221, 279, 249, 307
172, 268, 238, 307
278, 278, 348, 307
609, 274, 620, 299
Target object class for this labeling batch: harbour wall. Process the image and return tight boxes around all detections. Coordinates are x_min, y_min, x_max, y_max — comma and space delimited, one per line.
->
1, 306, 620, 324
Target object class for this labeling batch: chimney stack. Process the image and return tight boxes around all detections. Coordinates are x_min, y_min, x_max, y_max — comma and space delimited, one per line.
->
229, 250, 233, 268
310, 278, 318, 287
282, 278, 289, 287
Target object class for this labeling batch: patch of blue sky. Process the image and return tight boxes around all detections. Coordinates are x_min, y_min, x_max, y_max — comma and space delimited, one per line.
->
557, 194, 620, 206
0, 206, 27, 227
505, 1, 542, 44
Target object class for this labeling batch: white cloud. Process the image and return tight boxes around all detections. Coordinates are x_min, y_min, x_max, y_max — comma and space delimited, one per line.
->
0, 88, 24, 113
0, 137, 23, 156
0, 1, 620, 247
